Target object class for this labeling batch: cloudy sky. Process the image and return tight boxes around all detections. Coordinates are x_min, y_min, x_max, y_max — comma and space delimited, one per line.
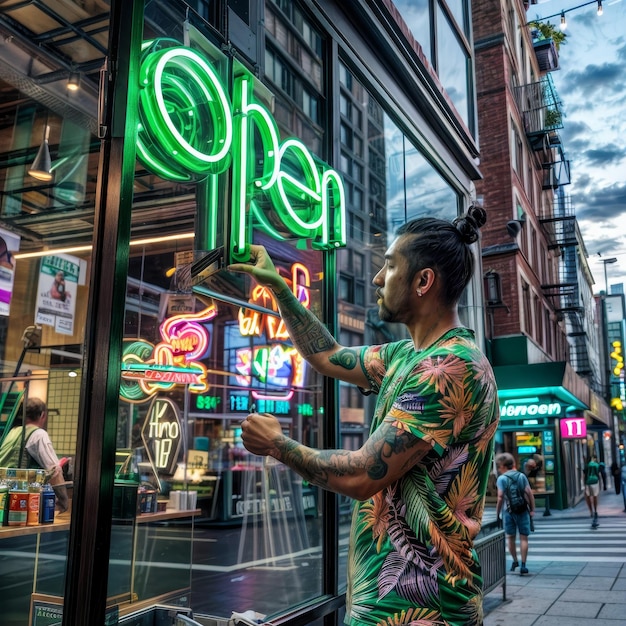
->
530, 0, 626, 294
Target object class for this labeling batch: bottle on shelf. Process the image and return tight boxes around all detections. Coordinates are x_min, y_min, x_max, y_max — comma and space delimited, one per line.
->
40, 480, 56, 524
26, 470, 43, 526
8, 480, 28, 527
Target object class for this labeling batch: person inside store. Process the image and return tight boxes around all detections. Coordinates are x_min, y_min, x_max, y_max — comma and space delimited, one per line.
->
230, 205, 500, 626
0, 397, 69, 513
524, 457, 538, 489
582, 454, 601, 522
495, 452, 535, 576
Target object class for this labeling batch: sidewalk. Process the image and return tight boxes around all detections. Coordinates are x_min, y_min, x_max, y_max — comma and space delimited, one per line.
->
482, 488, 626, 625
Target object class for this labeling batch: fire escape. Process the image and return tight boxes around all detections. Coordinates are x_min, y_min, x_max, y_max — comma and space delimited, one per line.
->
514, 72, 593, 386
540, 194, 593, 383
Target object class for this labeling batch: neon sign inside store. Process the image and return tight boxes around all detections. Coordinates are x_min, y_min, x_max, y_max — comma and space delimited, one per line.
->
137, 40, 346, 260
120, 305, 217, 403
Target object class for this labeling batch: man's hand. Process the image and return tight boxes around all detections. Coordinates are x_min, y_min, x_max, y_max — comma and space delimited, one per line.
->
241, 412, 285, 457
228, 245, 285, 292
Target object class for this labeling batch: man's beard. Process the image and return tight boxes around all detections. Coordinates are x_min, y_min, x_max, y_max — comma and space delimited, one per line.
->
377, 302, 393, 323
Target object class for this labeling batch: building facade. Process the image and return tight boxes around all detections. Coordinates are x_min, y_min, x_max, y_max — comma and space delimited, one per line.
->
473, 0, 612, 511
0, 1, 485, 625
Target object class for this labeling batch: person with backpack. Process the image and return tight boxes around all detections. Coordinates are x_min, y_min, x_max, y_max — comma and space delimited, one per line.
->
495, 452, 535, 575
0, 397, 69, 513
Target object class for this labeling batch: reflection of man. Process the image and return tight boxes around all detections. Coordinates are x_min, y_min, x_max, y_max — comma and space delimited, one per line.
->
50, 270, 68, 301
0, 398, 69, 513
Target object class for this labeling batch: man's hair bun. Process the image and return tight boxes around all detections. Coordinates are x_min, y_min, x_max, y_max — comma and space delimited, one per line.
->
453, 203, 487, 244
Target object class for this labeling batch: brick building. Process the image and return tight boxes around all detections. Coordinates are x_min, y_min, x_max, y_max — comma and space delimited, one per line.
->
472, 0, 612, 509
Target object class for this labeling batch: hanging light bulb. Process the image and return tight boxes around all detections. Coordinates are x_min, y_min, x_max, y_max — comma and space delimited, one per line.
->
597, 0, 603, 16
67, 71, 80, 92
560, 10, 567, 30
28, 123, 53, 181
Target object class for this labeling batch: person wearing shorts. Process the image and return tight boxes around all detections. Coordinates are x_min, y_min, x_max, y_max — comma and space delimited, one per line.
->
583, 455, 601, 521
495, 452, 535, 575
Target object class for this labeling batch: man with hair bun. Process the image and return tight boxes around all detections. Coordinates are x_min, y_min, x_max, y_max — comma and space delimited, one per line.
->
230, 205, 499, 625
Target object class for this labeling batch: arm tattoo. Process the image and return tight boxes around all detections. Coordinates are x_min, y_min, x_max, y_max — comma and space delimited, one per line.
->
274, 286, 335, 357
271, 422, 428, 492
329, 348, 358, 370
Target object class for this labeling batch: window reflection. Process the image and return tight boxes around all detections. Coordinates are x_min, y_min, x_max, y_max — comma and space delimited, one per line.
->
393, 0, 432, 63
436, 4, 470, 127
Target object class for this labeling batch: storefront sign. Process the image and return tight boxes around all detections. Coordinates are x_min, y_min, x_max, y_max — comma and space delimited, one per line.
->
560, 416, 586, 439
610, 340, 623, 379
500, 401, 563, 418
141, 396, 182, 475
120, 305, 217, 403
34, 253, 84, 335
137, 40, 346, 259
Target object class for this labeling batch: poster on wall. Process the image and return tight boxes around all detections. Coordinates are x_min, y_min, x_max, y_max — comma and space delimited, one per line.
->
34, 253, 84, 335
0, 227, 20, 316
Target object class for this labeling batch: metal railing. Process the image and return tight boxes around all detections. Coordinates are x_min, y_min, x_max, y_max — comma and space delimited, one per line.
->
475, 528, 506, 599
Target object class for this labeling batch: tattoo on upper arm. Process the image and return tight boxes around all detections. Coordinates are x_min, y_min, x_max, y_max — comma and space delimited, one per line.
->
329, 348, 358, 370
275, 288, 335, 357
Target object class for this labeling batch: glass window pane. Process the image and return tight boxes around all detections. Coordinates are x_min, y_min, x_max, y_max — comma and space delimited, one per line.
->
393, 0, 432, 63
436, 5, 470, 127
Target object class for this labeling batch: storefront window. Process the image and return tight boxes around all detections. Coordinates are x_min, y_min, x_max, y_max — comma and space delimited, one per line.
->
99, 0, 331, 620
494, 429, 556, 496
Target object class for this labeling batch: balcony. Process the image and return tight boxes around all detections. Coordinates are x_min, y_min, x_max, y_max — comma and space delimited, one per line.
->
513, 74, 563, 151
539, 194, 577, 250
542, 144, 571, 190
532, 35, 559, 72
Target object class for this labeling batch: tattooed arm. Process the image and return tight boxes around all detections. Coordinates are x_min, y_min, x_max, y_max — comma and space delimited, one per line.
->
241, 411, 432, 500
229, 245, 371, 388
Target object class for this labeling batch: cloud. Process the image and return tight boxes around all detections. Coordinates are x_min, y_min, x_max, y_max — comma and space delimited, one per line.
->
571, 181, 626, 220
560, 62, 626, 96
582, 143, 626, 167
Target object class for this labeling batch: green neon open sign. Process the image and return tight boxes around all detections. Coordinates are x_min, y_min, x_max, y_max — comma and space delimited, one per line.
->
137, 40, 346, 259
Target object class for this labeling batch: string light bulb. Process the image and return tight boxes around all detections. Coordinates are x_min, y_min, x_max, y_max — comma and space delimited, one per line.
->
597, 0, 603, 16
560, 10, 567, 30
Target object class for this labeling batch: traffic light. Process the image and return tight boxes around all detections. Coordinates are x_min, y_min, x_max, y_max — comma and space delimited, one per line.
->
611, 397, 623, 412
610, 340, 624, 378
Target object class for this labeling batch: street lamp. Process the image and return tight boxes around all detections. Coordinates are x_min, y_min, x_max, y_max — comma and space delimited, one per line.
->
601, 257, 618, 294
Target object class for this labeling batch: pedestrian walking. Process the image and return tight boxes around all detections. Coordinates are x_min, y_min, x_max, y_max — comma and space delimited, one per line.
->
231, 206, 499, 625
495, 452, 535, 575
583, 455, 601, 526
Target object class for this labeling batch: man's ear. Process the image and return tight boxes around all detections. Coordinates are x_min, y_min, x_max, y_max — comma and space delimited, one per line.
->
413, 268, 436, 295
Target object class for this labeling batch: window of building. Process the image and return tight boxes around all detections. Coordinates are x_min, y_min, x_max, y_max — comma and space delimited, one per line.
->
522, 280, 533, 336
393, 0, 432, 63
436, 4, 471, 129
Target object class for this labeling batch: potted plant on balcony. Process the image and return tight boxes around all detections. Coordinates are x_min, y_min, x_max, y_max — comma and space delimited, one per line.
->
528, 19, 567, 50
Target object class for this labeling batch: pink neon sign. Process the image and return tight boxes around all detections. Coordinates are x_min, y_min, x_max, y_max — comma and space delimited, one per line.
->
560, 417, 586, 439
120, 304, 217, 403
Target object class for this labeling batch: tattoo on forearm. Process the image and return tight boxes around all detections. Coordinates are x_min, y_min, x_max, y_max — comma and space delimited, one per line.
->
274, 287, 335, 357
329, 348, 358, 370
272, 423, 428, 492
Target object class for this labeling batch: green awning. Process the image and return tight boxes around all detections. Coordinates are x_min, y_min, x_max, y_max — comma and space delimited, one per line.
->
494, 362, 589, 411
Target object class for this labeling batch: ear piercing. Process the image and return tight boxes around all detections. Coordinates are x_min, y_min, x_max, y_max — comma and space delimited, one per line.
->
416, 289, 423, 296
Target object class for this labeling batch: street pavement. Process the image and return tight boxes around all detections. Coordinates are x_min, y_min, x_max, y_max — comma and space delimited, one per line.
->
482, 488, 626, 625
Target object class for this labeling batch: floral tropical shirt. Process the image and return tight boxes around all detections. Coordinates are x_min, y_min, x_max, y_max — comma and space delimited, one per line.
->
345, 328, 499, 626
